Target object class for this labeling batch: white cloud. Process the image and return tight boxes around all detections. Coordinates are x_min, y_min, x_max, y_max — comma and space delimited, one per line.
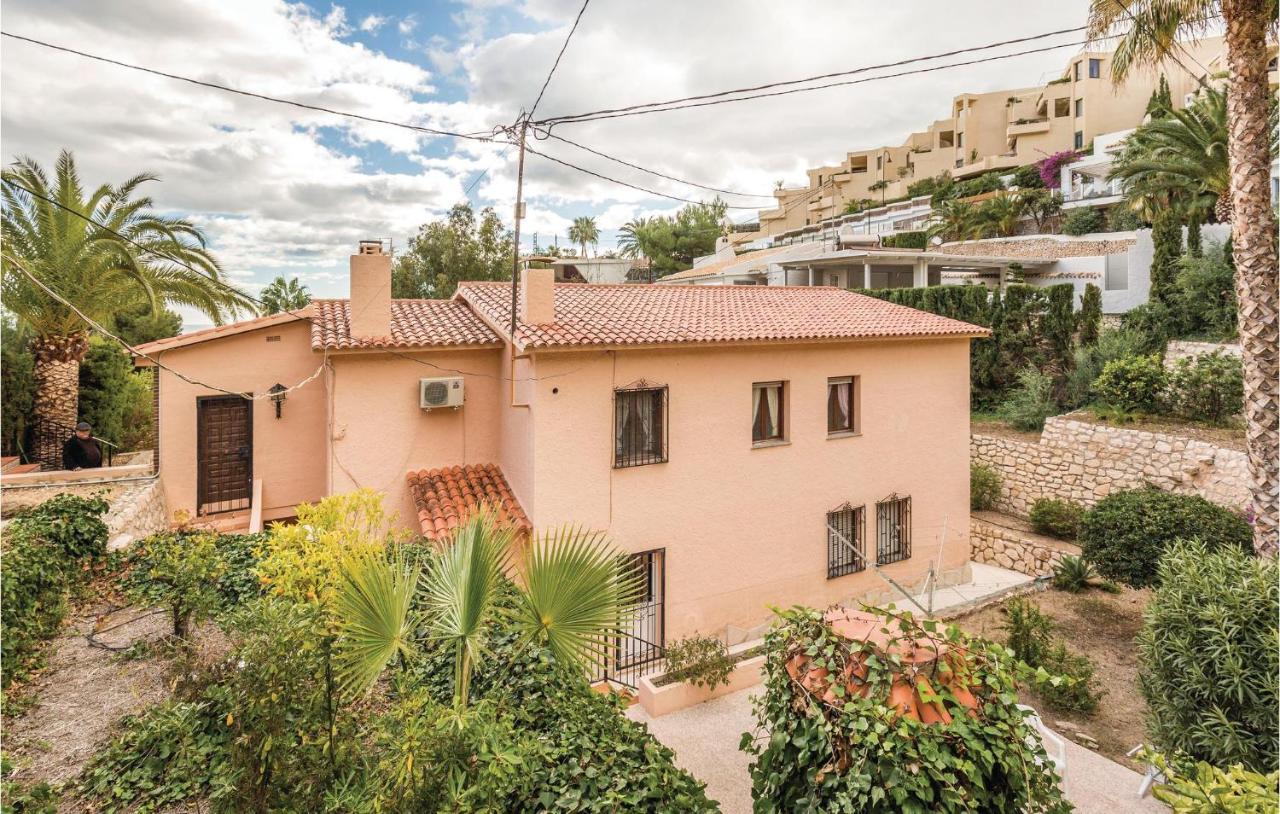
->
358, 13, 388, 33
398, 13, 418, 35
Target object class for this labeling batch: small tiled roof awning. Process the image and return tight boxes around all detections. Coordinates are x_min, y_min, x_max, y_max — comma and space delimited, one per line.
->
406, 463, 530, 540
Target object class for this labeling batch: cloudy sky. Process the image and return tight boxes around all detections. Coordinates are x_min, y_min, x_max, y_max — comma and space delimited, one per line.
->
2, 0, 1088, 326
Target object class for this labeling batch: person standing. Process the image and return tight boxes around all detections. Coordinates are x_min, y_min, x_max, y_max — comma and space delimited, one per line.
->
62, 421, 103, 470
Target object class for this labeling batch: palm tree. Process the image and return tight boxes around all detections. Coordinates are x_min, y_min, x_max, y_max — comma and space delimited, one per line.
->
978, 193, 1024, 237
617, 217, 649, 259
418, 514, 640, 708
567, 216, 599, 259
926, 199, 982, 243
259, 275, 312, 315
1089, 0, 1278, 552
1, 150, 254, 468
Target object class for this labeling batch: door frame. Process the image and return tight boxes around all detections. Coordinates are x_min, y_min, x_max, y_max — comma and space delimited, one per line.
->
196, 394, 254, 516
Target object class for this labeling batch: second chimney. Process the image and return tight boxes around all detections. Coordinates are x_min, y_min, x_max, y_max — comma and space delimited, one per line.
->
520, 267, 556, 325
350, 240, 391, 338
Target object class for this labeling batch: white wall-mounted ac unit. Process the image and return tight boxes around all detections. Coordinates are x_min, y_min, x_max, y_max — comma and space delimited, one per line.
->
420, 376, 464, 410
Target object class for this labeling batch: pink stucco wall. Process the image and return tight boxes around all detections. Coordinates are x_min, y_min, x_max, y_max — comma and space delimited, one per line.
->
150, 319, 328, 521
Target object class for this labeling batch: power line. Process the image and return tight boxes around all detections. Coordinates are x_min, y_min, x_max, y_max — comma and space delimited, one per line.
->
538, 38, 1093, 126
0, 31, 505, 144
536, 26, 1089, 125
535, 130, 775, 199
463, 144, 513, 196
1, 178, 586, 383
521, 143, 759, 209
526, 0, 591, 121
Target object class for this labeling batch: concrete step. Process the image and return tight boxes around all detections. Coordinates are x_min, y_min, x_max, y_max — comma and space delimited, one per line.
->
200, 510, 252, 534
1, 456, 20, 473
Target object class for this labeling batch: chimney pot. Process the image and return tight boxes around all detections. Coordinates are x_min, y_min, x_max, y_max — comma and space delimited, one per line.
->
349, 241, 392, 338
520, 267, 555, 325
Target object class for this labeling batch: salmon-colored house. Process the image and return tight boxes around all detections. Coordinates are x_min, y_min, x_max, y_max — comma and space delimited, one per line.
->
136, 242, 986, 673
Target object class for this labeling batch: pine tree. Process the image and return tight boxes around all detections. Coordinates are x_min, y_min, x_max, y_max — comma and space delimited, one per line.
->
1146, 74, 1172, 119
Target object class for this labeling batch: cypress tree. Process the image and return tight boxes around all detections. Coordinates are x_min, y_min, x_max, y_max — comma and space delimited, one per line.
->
1078, 284, 1102, 346
1149, 210, 1183, 309
1186, 213, 1203, 258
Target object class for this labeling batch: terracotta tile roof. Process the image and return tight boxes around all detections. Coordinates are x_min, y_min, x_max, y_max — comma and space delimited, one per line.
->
310, 299, 501, 350
455, 282, 987, 350
132, 309, 310, 361
406, 463, 530, 540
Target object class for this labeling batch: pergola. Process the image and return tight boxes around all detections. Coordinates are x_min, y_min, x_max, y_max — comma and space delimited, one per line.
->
778, 249, 1055, 291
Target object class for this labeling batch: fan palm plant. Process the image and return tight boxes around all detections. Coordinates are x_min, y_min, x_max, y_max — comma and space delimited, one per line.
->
926, 199, 982, 243
978, 193, 1024, 237
419, 513, 641, 708
1, 150, 254, 467
567, 215, 599, 259
1089, 0, 1279, 552
259, 275, 312, 315
333, 548, 422, 696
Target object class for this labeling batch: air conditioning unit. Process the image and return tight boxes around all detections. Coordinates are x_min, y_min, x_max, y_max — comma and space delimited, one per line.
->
419, 377, 464, 410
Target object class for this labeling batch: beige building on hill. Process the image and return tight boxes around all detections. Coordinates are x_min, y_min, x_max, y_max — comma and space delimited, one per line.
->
751, 37, 1230, 241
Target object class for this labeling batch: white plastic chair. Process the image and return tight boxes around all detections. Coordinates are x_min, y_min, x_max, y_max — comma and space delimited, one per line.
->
1018, 704, 1068, 795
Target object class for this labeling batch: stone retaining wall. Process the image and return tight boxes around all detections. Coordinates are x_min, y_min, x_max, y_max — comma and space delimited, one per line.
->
1164, 340, 1241, 367
970, 514, 1078, 577
104, 479, 168, 550
972, 415, 1249, 517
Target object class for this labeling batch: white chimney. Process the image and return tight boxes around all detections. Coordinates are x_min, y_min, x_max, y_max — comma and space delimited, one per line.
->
520, 267, 555, 325
349, 240, 391, 338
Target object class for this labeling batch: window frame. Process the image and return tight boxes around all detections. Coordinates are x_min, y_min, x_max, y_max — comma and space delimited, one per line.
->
827, 503, 867, 579
1088, 58, 1101, 79
612, 385, 668, 468
1053, 97, 1070, 118
1073, 61, 1081, 81
1074, 98, 1084, 117
875, 494, 912, 565
1073, 130, 1084, 150
826, 376, 858, 436
751, 381, 787, 445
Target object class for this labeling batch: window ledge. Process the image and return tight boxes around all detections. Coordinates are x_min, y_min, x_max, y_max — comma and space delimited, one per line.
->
751, 439, 791, 450
826, 430, 861, 440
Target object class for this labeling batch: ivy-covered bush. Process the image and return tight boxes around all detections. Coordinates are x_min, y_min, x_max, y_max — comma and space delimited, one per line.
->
743, 606, 1070, 813
1138, 541, 1278, 772
1092, 354, 1167, 413
1079, 489, 1253, 588
1165, 352, 1243, 424
1029, 498, 1084, 539
1, 493, 109, 686
970, 463, 1002, 511
1061, 207, 1105, 236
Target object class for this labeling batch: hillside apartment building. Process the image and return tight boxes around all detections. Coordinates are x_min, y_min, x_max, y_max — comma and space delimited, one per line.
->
744, 37, 1233, 244
135, 243, 985, 683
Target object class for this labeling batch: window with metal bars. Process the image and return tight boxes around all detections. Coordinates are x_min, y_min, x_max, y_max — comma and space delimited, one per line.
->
613, 386, 667, 468
827, 503, 866, 579
876, 494, 912, 565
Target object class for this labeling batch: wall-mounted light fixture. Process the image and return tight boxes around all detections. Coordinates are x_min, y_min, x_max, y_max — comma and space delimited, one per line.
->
268, 383, 287, 419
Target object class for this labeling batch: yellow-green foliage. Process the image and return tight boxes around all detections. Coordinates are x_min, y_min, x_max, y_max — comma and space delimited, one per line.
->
255, 490, 402, 607
1147, 752, 1280, 813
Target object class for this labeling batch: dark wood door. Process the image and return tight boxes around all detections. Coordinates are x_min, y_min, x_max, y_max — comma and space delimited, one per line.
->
197, 396, 253, 515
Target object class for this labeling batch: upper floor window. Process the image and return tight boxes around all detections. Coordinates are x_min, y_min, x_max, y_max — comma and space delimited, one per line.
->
938, 130, 955, 148
1074, 131, 1085, 150
956, 132, 965, 148
827, 376, 858, 434
1073, 61, 1081, 81
1088, 58, 1102, 79
752, 381, 786, 444
827, 503, 866, 579
875, 494, 912, 565
614, 386, 667, 468
1054, 98, 1070, 118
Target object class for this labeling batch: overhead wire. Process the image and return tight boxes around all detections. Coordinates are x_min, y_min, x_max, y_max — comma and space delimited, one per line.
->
526, 0, 591, 121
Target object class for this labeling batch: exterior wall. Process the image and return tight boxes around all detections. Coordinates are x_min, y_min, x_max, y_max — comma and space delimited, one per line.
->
150, 320, 328, 521
969, 513, 1079, 577
971, 415, 1250, 518
328, 348, 503, 528
524, 338, 975, 642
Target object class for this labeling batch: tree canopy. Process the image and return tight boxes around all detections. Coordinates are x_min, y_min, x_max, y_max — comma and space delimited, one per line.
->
391, 203, 512, 300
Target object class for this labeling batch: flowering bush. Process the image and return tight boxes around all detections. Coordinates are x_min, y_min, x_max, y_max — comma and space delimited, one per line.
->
1035, 150, 1080, 189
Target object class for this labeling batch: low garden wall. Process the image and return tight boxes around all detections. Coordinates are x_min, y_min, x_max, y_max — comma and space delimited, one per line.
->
1164, 339, 1241, 367
104, 478, 168, 550
972, 415, 1249, 518
970, 512, 1079, 577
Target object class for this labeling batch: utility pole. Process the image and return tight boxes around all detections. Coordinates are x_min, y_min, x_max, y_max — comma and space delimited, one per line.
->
508, 118, 528, 339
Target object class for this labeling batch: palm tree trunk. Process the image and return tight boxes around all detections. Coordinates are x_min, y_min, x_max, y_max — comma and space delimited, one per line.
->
31, 333, 88, 470
1222, 0, 1279, 553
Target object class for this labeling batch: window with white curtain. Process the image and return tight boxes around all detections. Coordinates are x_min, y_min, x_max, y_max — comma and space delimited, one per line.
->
827, 376, 857, 434
614, 386, 666, 468
752, 381, 786, 444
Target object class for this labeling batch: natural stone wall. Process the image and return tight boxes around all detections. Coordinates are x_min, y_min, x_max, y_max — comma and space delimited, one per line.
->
972, 416, 1250, 517
1164, 340, 1242, 367
104, 478, 168, 550
970, 513, 1079, 577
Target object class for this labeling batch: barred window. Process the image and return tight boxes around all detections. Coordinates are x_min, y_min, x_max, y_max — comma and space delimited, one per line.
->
876, 494, 912, 565
827, 503, 866, 579
614, 386, 667, 468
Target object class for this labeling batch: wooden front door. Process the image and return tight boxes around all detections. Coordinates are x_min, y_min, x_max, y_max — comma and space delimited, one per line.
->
196, 396, 253, 515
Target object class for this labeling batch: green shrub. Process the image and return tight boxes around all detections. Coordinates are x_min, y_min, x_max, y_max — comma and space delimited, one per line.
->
1120, 301, 1174, 355
1064, 328, 1149, 407
1174, 241, 1237, 340
120, 532, 229, 638
1, 494, 109, 686
1050, 555, 1118, 593
1037, 641, 1101, 713
744, 605, 1070, 813
1138, 541, 1278, 772
1030, 498, 1084, 539
1093, 354, 1167, 413
2, 752, 58, 814
997, 366, 1058, 431
880, 230, 927, 249
1000, 597, 1054, 665
1146, 752, 1280, 813
1077, 283, 1102, 345
1166, 352, 1243, 424
1011, 163, 1045, 190
970, 463, 1002, 510
1061, 207, 1105, 236
1105, 207, 1144, 231
1079, 490, 1253, 588
663, 634, 734, 690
